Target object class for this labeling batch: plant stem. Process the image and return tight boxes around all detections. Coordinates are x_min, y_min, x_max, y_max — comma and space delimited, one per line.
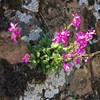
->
82, 51, 100, 57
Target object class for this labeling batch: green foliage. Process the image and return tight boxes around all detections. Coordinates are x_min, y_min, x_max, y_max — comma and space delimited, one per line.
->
29, 33, 63, 74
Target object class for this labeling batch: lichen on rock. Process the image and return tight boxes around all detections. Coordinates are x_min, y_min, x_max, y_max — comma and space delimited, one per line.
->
16, 11, 32, 24
22, 0, 40, 12
20, 69, 66, 100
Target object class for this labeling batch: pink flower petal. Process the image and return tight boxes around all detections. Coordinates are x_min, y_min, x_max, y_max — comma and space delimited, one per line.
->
10, 22, 16, 29
21, 54, 30, 63
62, 54, 67, 59
8, 27, 13, 32
11, 33, 17, 42
75, 57, 81, 65
63, 63, 72, 71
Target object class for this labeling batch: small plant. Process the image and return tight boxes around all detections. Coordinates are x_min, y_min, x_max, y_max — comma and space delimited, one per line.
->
28, 13, 98, 75
28, 33, 63, 74
8, 13, 100, 75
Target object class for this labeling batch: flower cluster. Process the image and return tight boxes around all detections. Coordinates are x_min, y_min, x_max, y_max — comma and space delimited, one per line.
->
53, 13, 96, 72
53, 30, 70, 46
8, 22, 21, 42
75, 30, 96, 55
7, 13, 97, 74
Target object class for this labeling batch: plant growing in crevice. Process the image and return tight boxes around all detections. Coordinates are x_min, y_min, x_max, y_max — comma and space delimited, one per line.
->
28, 33, 63, 74
8, 13, 100, 75
28, 13, 99, 75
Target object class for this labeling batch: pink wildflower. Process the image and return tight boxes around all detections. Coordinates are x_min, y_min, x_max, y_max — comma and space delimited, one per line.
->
53, 30, 70, 46
63, 63, 72, 71
11, 33, 17, 43
72, 13, 81, 28
75, 57, 81, 65
21, 53, 30, 63
76, 32, 87, 48
68, 51, 75, 58
75, 48, 85, 55
85, 30, 96, 41
8, 22, 20, 42
62, 53, 67, 59
88, 30, 96, 35
8, 22, 18, 32
85, 32, 93, 41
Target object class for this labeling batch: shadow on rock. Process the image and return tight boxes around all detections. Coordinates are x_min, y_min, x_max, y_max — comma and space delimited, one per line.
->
0, 58, 46, 100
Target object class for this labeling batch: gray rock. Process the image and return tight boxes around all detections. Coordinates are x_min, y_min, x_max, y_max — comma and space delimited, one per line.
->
22, 0, 40, 12
79, 0, 88, 5
20, 69, 66, 100
93, 2, 100, 20
21, 27, 42, 42
16, 11, 32, 24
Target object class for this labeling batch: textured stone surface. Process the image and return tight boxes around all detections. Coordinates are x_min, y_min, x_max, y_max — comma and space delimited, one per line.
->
18, 0, 100, 99
0, 31, 27, 64
20, 69, 66, 100
93, 2, 100, 20
66, 66, 92, 96
79, 0, 88, 5
95, 20, 100, 37
16, 11, 33, 24
92, 56, 100, 78
22, 0, 40, 12
0, 0, 100, 99
21, 27, 42, 42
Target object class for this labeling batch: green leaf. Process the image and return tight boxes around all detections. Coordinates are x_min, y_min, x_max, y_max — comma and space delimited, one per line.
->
42, 59, 49, 64
62, 45, 73, 52
31, 60, 37, 68
37, 52, 40, 57
46, 64, 50, 68
51, 43, 59, 48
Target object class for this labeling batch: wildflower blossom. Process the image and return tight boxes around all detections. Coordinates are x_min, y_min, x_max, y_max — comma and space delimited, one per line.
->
72, 13, 81, 28
75, 30, 96, 55
88, 29, 96, 35
76, 32, 87, 48
11, 33, 17, 43
53, 30, 70, 46
8, 22, 20, 42
85, 32, 93, 41
75, 57, 81, 65
62, 53, 67, 59
68, 51, 75, 58
76, 48, 85, 55
63, 63, 72, 71
85, 30, 96, 41
8, 22, 18, 32
21, 53, 30, 63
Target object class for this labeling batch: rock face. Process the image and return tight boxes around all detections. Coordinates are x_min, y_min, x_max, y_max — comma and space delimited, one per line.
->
22, 0, 40, 12
93, 1, 100, 20
0, 0, 100, 100
20, 69, 66, 100
0, 32, 27, 64
16, 11, 33, 24
0, 0, 42, 64
67, 67, 92, 96
92, 56, 100, 78
96, 20, 100, 37
0, 59, 28, 100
